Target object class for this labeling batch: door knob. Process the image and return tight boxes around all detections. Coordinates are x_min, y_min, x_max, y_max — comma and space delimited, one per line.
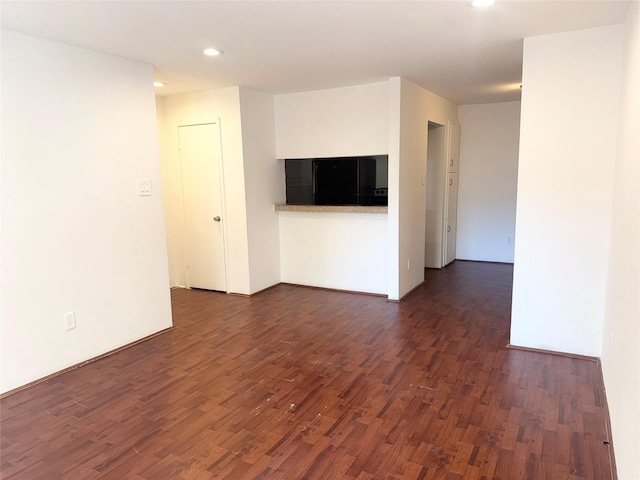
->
213, 216, 221, 222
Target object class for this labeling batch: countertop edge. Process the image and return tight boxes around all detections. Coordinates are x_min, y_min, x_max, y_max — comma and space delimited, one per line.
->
274, 204, 388, 214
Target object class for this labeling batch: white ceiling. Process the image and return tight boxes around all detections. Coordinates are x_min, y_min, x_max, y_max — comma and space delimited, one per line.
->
0, 0, 631, 104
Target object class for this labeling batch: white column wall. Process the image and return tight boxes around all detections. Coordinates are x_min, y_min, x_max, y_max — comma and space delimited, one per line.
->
390, 77, 459, 300
601, 4, 640, 479
457, 101, 520, 263
239, 87, 284, 293
388, 79, 402, 300
0, 31, 172, 393
511, 25, 623, 356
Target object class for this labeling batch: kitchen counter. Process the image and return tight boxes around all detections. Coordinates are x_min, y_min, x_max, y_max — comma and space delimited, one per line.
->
274, 204, 388, 214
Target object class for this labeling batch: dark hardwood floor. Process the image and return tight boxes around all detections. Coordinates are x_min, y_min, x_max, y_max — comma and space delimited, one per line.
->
0, 261, 614, 479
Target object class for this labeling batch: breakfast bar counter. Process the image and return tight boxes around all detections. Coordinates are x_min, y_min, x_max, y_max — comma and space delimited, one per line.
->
274, 204, 388, 214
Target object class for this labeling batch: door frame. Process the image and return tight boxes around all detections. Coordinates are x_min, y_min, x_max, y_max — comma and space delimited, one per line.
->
425, 121, 447, 269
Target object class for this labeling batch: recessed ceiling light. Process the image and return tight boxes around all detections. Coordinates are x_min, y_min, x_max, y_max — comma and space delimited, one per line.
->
153, 82, 166, 87
203, 48, 223, 57
472, 0, 495, 6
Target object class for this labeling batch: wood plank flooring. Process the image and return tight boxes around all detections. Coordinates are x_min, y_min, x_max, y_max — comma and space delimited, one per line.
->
1, 261, 614, 479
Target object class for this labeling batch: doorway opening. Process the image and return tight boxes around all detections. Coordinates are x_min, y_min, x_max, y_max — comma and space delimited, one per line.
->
425, 121, 446, 269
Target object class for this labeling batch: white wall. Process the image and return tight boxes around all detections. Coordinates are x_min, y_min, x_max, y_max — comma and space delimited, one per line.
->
239, 87, 284, 293
279, 212, 388, 294
159, 88, 252, 294
511, 25, 623, 357
274, 79, 457, 299
389, 77, 459, 299
601, 4, 640, 479
274, 83, 390, 295
275, 81, 389, 158
0, 31, 172, 393
457, 101, 520, 263
155, 97, 176, 283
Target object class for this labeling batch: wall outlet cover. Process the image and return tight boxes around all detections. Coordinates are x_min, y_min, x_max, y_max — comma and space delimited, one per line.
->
64, 312, 76, 330
137, 178, 152, 196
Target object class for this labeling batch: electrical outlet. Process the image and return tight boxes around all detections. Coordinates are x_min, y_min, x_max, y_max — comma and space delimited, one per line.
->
507, 236, 512, 243
64, 312, 76, 331
137, 178, 151, 196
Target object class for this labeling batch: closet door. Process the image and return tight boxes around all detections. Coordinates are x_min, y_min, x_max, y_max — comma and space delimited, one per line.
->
446, 172, 458, 220
179, 123, 227, 292
448, 122, 460, 173
445, 219, 457, 265
443, 121, 460, 266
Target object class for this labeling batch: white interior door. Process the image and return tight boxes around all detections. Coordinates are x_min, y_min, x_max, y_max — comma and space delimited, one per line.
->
442, 121, 460, 266
445, 218, 457, 265
447, 122, 460, 173
178, 124, 227, 291
446, 172, 458, 218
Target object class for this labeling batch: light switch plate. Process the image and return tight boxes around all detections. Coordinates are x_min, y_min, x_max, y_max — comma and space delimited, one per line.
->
137, 178, 151, 196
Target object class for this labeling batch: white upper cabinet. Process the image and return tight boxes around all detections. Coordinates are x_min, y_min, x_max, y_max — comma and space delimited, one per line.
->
447, 122, 460, 173
446, 172, 458, 220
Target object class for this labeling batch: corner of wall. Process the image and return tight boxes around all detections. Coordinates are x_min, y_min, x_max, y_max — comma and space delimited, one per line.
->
387, 77, 402, 301
600, 3, 640, 478
238, 87, 283, 293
